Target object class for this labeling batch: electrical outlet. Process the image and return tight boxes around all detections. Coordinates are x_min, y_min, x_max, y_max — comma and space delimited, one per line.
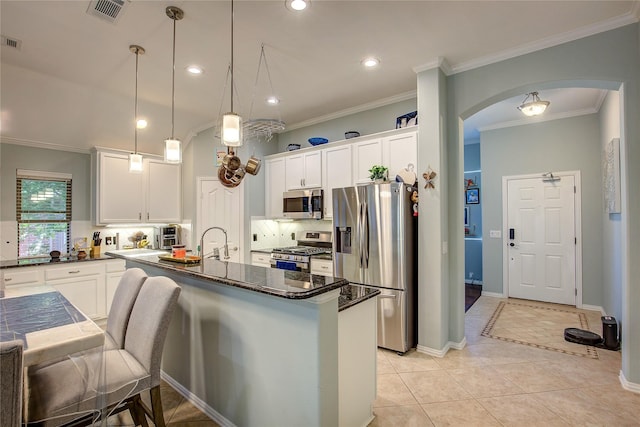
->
105, 237, 112, 245
291, 232, 295, 240
253, 233, 257, 242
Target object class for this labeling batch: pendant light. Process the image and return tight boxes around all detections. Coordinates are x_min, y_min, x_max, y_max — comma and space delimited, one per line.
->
165, 6, 184, 163
129, 45, 145, 173
222, 0, 243, 147
517, 91, 550, 116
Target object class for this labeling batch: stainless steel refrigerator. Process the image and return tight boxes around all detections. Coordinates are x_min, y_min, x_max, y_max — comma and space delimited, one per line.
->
333, 182, 417, 353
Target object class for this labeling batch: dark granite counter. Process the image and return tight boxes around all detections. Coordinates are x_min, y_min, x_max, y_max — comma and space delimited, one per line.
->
338, 284, 379, 312
0, 255, 117, 269
107, 250, 350, 301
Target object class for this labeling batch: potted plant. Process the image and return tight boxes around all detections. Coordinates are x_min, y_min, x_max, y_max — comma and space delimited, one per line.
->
368, 165, 388, 183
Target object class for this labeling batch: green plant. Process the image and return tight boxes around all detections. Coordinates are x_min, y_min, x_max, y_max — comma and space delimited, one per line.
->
368, 165, 388, 181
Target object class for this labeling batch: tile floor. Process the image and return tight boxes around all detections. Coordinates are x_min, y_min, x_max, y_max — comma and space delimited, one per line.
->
369, 296, 640, 426
105, 295, 640, 426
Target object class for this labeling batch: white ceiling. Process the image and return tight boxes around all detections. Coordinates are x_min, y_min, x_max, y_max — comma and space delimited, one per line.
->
1, 1, 638, 155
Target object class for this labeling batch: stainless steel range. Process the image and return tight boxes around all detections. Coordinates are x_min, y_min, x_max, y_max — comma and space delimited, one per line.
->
270, 231, 332, 272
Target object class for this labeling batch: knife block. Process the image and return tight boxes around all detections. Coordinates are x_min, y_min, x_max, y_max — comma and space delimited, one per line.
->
91, 245, 101, 258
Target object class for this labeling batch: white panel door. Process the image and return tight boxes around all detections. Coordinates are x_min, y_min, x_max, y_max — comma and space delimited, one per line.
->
285, 154, 305, 190
507, 175, 576, 305
146, 160, 181, 223
265, 157, 286, 217
303, 151, 322, 188
323, 144, 353, 218
198, 177, 243, 263
98, 152, 143, 224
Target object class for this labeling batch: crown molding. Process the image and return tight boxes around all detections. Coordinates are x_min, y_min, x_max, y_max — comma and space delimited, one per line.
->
0, 136, 90, 154
477, 107, 599, 134
285, 90, 417, 132
451, 10, 639, 75
413, 57, 452, 75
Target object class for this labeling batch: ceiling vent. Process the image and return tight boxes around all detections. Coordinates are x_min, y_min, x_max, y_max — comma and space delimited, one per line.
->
86, 0, 127, 24
1, 35, 22, 50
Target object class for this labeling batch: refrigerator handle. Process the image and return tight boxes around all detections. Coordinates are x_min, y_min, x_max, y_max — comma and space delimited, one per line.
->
378, 294, 397, 299
358, 203, 364, 268
362, 201, 369, 268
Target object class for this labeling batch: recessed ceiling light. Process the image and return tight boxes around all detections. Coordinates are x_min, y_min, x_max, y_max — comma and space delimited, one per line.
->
286, 0, 309, 12
362, 57, 380, 68
136, 119, 148, 129
186, 65, 203, 75
266, 96, 280, 105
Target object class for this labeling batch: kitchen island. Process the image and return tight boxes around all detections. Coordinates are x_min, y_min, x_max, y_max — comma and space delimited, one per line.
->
107, 250, 378, 427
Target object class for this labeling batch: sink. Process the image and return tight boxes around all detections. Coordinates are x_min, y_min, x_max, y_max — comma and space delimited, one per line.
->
106, 249, 168, 258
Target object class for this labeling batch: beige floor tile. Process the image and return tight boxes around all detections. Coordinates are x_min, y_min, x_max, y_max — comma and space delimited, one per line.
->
167, 421, 222, 427
421, 399, 501, 427
581, 384, 640, 420
374, 373, 419, 407
534, 388, 640, 425
399, 370, 472, 404
445, 366, 525, 398
169, 401, 214, 424
432, 348, 488, 370
378, 354, 396, 374
368, 405, 434, 427
490, 361, 577, 393
386, 349, 441, 373
477, 394, 570, 426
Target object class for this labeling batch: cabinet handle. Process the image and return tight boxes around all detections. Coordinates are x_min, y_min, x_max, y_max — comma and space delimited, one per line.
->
68, 270, 81, 274
139, 212, 142, 220
147, 212, 150, 220
321, 265, 329, 270
4, 277, 12, 282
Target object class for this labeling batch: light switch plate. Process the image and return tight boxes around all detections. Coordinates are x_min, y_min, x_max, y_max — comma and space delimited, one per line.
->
489, 230, 501, 238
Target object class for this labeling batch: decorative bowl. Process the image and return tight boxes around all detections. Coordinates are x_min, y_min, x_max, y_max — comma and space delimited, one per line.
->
345, 131, 360, 139
287, 144, 301, 151
308, 137, 329, 146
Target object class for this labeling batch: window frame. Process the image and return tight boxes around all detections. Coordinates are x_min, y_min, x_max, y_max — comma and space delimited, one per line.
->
16, 169, 72, 258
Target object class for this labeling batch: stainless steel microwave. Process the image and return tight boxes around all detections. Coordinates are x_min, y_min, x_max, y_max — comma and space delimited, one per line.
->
283, 189, 323, 219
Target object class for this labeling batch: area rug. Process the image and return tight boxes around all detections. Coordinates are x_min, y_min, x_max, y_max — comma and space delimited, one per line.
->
481, 300, 599, 359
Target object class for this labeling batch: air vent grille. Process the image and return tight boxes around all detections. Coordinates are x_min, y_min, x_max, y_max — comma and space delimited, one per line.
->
1, 35, 22, 50
86, 0, 127, 24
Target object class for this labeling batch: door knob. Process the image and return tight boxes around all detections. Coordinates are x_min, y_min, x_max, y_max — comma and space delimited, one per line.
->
509, 242, 515, 247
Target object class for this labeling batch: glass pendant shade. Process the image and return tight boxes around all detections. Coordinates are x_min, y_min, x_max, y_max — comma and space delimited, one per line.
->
222, 112, 243, 147
129, 153, 143, 173
518, 101, 550, 116
164, 138, 182, 163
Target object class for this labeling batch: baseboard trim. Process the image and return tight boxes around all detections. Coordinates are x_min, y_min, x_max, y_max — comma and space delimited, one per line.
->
481, 291, 505, 298
161, 371, 236, 427
581, 304, 606, 315
620, 370, 640, 394
416, 337, 466, 358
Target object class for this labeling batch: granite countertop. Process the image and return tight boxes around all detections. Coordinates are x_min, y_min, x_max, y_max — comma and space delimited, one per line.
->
107, 250, 349, 301
338, 284, 379, 312
0, 255, 117, 269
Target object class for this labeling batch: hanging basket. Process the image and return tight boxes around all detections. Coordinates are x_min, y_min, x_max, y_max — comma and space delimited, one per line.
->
243, 119, 285, 142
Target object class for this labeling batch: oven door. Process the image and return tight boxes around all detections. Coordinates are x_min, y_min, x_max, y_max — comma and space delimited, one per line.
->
282, 189, 323, 219
270, 259, 309, 272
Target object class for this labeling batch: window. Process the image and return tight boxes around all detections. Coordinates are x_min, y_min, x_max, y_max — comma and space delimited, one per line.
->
17, 170, 72, 258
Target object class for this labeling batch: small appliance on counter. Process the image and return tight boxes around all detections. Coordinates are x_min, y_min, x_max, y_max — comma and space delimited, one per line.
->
155, 225, 179, 250
270, 231, 332, 273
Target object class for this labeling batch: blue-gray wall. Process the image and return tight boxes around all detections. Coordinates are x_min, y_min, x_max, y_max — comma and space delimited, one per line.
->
464, 142, 482, 282
0, 144, 91, 221
480, 114, 603, 305
277, 98, 417, 152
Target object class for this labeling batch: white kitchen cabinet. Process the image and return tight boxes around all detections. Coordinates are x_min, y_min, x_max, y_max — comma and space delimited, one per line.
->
310, 258, 333, 277
251, 252, 272, 268
45, 263, 106, 319
382, 131, 417, 182
322, 144, 353, 218
285, 151, 322, 190
2, 266, 45, 287
352, 138, 382, 184
94, 151, 181, 225
265, 157, 286, 217
105, 259, 126, 314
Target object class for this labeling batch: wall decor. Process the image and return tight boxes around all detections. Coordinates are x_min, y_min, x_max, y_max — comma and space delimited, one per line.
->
466, 188, 480, 204
423, 166, 437, 189
603, 137, 621, 214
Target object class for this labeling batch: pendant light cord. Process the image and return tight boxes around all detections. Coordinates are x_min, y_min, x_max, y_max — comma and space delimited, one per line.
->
230, 0, 234, 113
171, 15, 177, 139
134, 49, 139, 154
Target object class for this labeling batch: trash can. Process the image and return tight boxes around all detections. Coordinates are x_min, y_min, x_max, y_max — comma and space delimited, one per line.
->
601, 316, 619, 350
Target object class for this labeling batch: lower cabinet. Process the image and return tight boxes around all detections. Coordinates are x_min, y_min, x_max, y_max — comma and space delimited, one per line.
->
2, 259, 126, 320
250, 252, 272, 268
310, 258, 333, 277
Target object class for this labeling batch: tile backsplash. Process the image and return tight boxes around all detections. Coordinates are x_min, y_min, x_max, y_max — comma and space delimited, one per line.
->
250, 218, 332, 250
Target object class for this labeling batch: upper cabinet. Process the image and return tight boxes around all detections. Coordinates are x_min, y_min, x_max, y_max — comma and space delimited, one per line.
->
323, 144, 353, 218
382, 132, 418, 181
352, 138, 383, 184
93, 151, 181, 225
265, 157, 286, 218
263, 128, 417, 219
285, 151, 322, 190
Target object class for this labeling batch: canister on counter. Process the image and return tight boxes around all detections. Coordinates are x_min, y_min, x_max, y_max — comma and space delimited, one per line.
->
172, 244, 186, 258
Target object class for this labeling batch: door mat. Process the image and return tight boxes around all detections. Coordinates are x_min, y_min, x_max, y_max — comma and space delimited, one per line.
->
481, 300, 599, 359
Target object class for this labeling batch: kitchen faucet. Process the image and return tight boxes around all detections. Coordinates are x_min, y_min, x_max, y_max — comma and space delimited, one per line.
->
199, 226, 230, 260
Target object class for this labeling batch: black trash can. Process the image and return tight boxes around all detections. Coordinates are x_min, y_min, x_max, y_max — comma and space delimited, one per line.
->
602, 316, 619, 350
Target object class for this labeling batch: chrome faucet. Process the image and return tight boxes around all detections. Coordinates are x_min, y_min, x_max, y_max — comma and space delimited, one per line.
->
199, 226, 229, 260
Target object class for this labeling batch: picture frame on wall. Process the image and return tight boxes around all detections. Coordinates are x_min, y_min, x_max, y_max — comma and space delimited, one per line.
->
466, 188, 480, 204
